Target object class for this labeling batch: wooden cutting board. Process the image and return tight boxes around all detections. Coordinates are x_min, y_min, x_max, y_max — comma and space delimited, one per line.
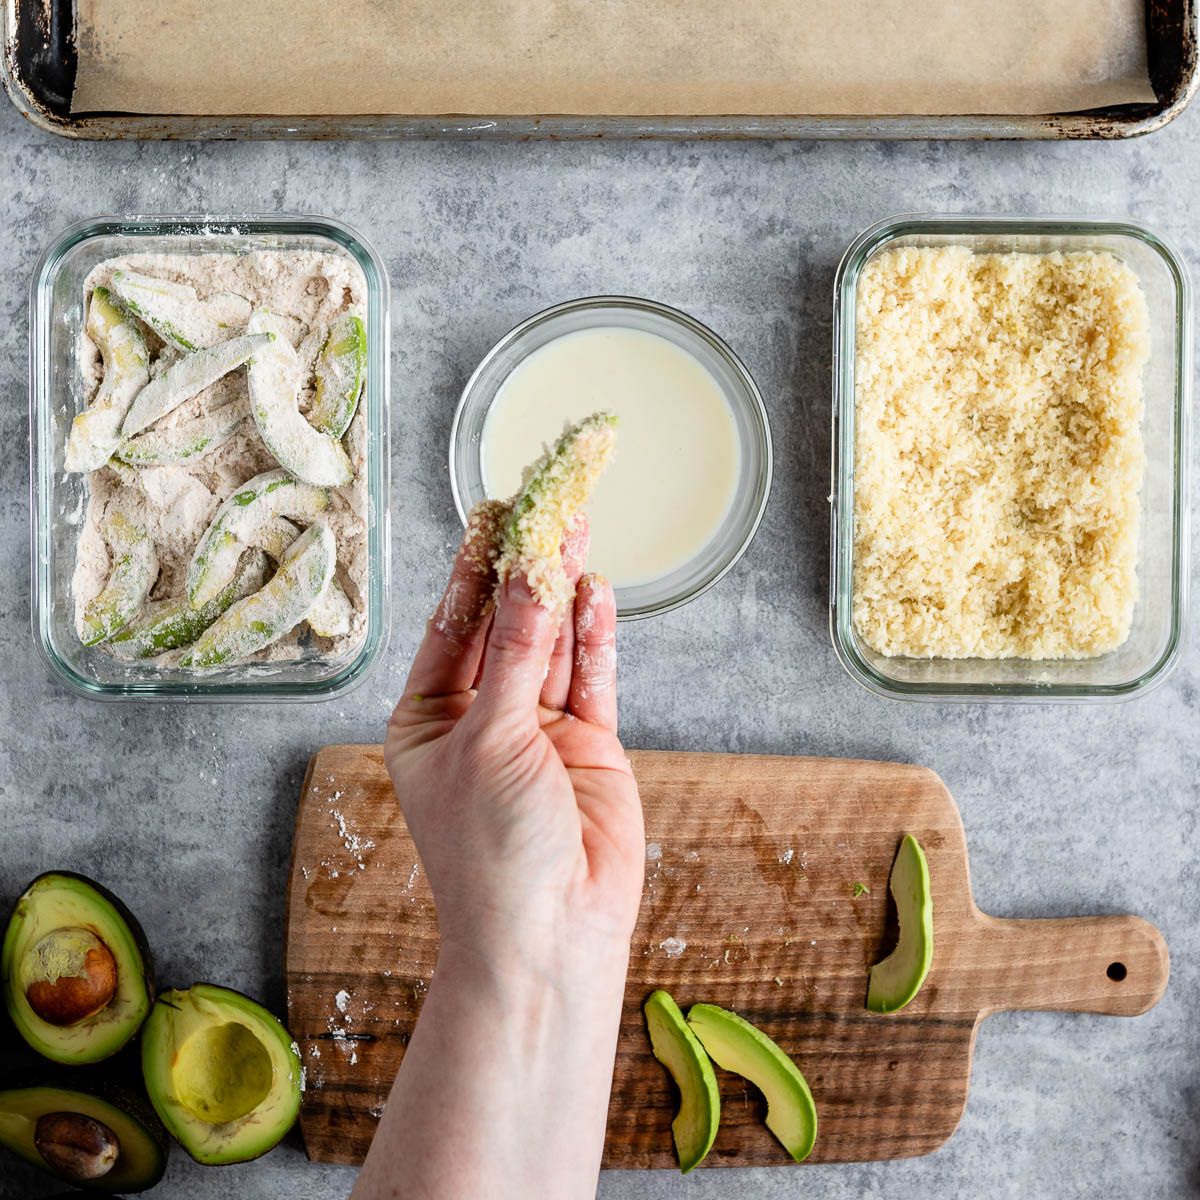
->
284, 745, 1169, 1168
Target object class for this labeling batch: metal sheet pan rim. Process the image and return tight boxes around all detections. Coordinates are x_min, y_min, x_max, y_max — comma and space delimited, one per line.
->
4, 0, 1196, 140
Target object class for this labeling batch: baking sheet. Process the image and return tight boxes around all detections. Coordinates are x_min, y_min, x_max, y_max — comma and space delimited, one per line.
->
71, 0, 1156, 117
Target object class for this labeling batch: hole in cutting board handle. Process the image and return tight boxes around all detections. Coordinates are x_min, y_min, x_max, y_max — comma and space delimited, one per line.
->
1106, 961, 1128, 982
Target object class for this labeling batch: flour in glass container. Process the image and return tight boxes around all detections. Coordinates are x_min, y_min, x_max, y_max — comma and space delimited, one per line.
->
70, 248, 369, 666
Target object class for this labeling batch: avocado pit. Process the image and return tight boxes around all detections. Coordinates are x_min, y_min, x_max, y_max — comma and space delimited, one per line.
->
34, 1111, 120, 1181
23, 927, 118, 1026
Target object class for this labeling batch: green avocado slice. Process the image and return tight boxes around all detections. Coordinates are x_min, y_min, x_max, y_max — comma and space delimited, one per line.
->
643, 990, 719, 1174
140, 984, 303, 1165
1, 874, 154, 1066
0, 1076, 168, 1193
866, 834, 934, 1015
686, 1003, 817, 1164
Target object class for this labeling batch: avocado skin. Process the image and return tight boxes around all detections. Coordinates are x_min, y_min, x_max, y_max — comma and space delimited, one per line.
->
2, 872, 156, 1064
0, 1063, 169, 1193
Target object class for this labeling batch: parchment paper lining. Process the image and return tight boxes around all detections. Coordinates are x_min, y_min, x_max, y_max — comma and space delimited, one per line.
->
71, 0, 1155, 117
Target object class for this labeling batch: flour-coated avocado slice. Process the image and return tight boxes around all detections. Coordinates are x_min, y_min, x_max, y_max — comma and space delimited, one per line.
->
643, 990, 719, 1173
310, 313, 366, 439
110, 270, 251, 352
107, 551, 269, 659
79, 512, 158, 646
1, 874, 154, 1065
116, 399, 248, 466
140, 984, 303, 1165
181, 521, 335, 667
0, 1074, 168, 1193
246, 516, 352, 638
246, 310, 353, 486
120, 332, 272, 440
687, 1003, 817, 1163
866, 834, 933, 1014
64, 289, 151, 474
186, 469, 329, 608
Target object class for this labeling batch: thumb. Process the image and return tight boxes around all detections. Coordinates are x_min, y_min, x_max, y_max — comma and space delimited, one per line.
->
472, 574, 560, 724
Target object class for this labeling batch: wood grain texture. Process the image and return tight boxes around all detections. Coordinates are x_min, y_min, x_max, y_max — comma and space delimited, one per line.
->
284, 745, 1169, 1168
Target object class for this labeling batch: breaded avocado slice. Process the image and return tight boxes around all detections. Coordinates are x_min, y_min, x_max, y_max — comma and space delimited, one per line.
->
495, 411, 617, 609
64, 288, 150, 474
79, 512, 158, 646
140, 984, 302, 1165
644, 990, 720, 1173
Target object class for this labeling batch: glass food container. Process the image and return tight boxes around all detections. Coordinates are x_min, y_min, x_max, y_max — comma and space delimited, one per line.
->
831, 215, 1191, 702
449, 296, 773, 620
30, 214, 391, 701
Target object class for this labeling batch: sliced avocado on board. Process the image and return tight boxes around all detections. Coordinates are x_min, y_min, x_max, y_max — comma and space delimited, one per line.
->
140, 984, 302, 1165
866, 834, 934, 1015
687, 1003, 818, 1164
1, 874, 154, 1067
643, 990, 720, 1173
0, 1073, 167, 1193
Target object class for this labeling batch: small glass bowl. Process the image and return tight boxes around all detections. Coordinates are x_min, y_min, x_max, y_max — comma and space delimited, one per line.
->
29, 214, 391, 702
449, 296, 772, 620
831, 214, 1191, 703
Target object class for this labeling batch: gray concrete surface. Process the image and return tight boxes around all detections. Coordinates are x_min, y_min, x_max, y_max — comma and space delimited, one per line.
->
1, 97, 1197, 1200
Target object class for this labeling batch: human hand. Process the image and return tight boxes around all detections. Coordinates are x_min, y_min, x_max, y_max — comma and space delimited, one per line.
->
357, 510, 644, 1200
385, 504, 645, 975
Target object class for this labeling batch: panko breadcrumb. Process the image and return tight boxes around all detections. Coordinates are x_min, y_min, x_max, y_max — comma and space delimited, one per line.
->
495, 412, 618, 610
852, 246, 1148, 660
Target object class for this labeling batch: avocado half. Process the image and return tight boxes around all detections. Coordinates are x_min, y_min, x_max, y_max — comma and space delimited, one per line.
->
141, 984, 303, 1164
687, 1003, 818, 1164
866, 833, 934, 1015
1, 873, 154, 1065
643, 990, 720, 1173
0, 1074, 168, 1193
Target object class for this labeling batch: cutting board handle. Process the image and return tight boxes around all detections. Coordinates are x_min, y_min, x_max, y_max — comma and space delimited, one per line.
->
968, 911, 1169, 1018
